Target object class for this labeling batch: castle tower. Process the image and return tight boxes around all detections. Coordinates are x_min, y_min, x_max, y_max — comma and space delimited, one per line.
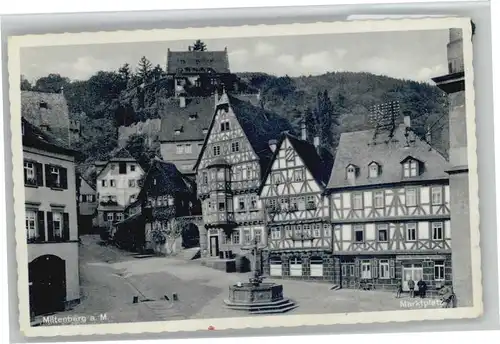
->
432, 27, 472, 307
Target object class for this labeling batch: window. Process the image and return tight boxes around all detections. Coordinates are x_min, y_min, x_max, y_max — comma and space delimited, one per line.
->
347, 165, 356, 180
324, 224, 332, 238
116, 213, 123, 222
377, 224, 388, 242
406, 223, 417, 241
232, 230, 240, 244
272, 172, 283, 184
81, 195, 87, 202
432, 222, 444, 240
213, 145, 221, 156
238, 199, 245, 211
128, 179, 136, 187
110, 164, 116, 171
361, 260, 372, 279
303, 224, 312, 237
24, 161, 35, 180
50, 166, 60, 186
341, 265, 347, 277
313, 224, 321, 237
25, 210, 37, 240
254, 229, 262, 244
119, 162, 127, 174
243, 229, 251, 244
52, 212, 63, 239
379, 260, 390, 279
110, 179, 116, 187
202, 172, 208, 184
250, 196, 257, 209
231, 142, 240, 152
374, 191, 384, 208
403, 159, 418, 177
220, 120, 230, 132
434, 261, 445, 281
271, 227, 281, 239
130, 165, 136, 172
218, 202, 225, 211
184, 144, 192, 154
354, 225, 364, 242
306, 196, 316, 210
293, 169, 304, 182
369, 163, 379, 178
406, 188, 417, 206
290, 197, 298, 211
106, 213, 114, 221
353, 193, 363, 210
431, 187, 443, 205
246, 167, 252, 180
176, 145, 184, 154
39, 101, 48, 109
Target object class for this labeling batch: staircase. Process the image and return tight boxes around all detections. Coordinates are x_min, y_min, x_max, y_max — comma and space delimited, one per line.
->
180, 247, 201, 261
224, 298, 298, 314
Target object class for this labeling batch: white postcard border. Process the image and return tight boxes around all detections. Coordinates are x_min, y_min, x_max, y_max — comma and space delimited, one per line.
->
8, 17, 482, 337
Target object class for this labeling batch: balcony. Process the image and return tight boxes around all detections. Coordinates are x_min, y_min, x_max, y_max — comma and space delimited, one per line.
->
291, 232, 314, 241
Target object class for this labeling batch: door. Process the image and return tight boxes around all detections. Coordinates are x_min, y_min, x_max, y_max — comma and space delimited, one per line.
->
209, 235, 219, 257
270, 257, 282, 277
310, 256, 324, 277
402, 263, 423, 291
290, 257, 303, 276
29, 255, 66, 316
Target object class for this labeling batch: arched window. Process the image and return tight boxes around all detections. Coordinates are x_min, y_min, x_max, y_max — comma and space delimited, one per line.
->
289, 256, 303, 276
346, 164, 357, 180
368, 162, 379, 178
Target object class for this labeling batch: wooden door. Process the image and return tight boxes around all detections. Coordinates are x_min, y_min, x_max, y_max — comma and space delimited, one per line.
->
209, 236, 219, 257
29, 255, 66, 316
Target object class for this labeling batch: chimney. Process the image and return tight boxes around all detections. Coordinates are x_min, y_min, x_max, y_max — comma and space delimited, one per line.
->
179, 96, 186, 108
426, 125, 432, 143
300, 120, 307, 141
268, 139, 277, 152
403, 115, 411, 128
60, 86, 64, 95
313, 136, 320, 154
214, 91, 219, 107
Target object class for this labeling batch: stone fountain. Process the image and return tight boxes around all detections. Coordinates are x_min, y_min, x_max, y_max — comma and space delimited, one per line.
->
224, 239, 297, 314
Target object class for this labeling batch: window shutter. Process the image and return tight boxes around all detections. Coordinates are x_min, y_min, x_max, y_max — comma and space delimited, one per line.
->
355, 259, 360, 278
23, 164, 28, 184
390, 259, 395, 279
372, 258, 378, 279
35, 162, 43, 186
47, 212, 54, 241
60, 167, 68, 189
63, 213, 70, 241
45, 164, 52, 187
36, 211, 45, 241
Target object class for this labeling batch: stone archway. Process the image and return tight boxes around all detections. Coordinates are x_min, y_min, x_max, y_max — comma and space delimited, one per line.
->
177, 215, 204, 250
29, 254, 66, 316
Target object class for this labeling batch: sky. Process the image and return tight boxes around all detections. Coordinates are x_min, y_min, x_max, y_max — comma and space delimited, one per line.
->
20, 29, 449, 84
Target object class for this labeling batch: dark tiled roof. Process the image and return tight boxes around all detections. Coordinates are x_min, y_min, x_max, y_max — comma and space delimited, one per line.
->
158, 97, 214, 142
326, 124, 450, 190
22, 118, 76, 156
138, 159, 195, 200
193, 93, 294, 174
167, 50, 230, 74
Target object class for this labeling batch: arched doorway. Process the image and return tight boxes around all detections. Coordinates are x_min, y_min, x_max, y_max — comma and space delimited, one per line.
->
310, 256, 324, 277
289, 256, 303, 277
270, 256, 283, 277
182, 223, 200, 249
29, 255, 66, 316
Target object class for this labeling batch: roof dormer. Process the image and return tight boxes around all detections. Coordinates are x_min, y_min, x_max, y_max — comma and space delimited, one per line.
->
400, 156, 422, 178
346, 164, 359, 180
368, 161, 381, 178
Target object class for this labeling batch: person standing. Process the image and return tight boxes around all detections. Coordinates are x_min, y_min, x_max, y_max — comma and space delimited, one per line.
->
408, 278, 415, 298
417, 278, 427, 298
395, 281, 402, 298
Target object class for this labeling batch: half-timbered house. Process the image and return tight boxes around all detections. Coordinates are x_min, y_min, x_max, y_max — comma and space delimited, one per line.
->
327, 116, 451, 294
258, 125, 334, 281
194, 90, 292, 264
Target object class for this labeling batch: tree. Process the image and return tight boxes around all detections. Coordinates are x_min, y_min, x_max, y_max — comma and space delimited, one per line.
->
151, 64, 165, 81
124, 133, 160, 171
315, 90, 340, 156
192, 40, 207, 51
118, 63, 132, 84
136, 56, 153, 83
33, 73, 70, 93
304, 107, 317, 142
20, 75, 32, 91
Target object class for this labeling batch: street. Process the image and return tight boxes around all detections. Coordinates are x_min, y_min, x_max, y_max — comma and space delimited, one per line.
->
40, 235, 441, 325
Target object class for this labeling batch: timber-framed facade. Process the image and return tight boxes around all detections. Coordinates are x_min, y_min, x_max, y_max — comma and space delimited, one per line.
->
327, 117, 452, 294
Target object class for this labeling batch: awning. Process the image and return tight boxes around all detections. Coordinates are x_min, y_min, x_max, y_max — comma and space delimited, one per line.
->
396, 255, 448, 261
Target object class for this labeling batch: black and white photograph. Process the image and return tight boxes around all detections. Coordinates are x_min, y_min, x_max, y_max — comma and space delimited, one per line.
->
8, 17, 481, 337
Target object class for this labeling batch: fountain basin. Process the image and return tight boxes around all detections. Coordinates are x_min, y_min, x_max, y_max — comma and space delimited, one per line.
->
224, 282, 297, 314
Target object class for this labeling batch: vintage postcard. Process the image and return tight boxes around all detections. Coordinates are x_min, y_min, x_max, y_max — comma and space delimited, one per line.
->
8, 17, 482, 337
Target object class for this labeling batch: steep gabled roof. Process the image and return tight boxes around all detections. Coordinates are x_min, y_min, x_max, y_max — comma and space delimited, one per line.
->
158, 97, 214, 142
137, 159, 195, 200
95, 147, 140, 178
22, 117, 76, 157
166, 49, 230, 74
193, 92, 294, 173
326, 124, 450, 190
110, 147, 136, 161
259, 133, 333, 194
